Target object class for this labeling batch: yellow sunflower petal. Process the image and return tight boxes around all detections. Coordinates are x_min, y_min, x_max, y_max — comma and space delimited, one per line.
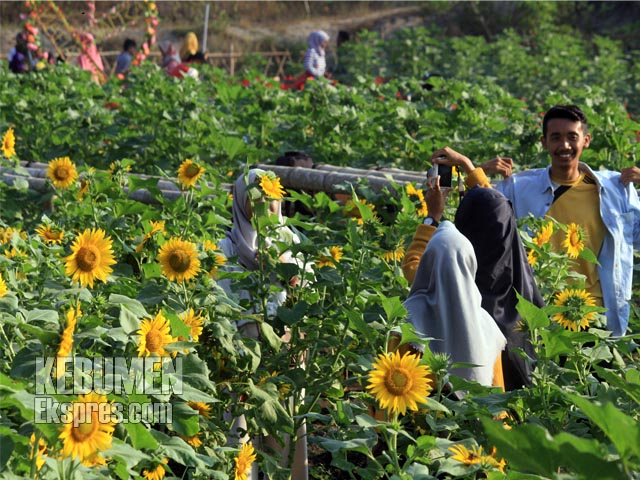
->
47, 157, 78, 189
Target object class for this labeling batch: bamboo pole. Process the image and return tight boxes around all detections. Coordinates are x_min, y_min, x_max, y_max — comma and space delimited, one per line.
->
255, 164, 408, 194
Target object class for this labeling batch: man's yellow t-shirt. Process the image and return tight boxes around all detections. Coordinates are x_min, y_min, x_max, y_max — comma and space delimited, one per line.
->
546, 173, 605, 303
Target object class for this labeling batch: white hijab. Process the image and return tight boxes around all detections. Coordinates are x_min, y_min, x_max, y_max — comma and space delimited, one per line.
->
403, 221, 506, 386
307, 30, 330, 55
228, 169, 300, 270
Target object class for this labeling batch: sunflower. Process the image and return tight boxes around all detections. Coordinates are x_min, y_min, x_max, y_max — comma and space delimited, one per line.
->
552, 288, 597, 332
366, 350, 433, 415
56, 303, 81, 378
179, 309, 204, 342
449, 444, 506, 473
177, 159, 205, 189
527, 248, 538, 267
64, 228, 116, 288
2, 127, 16, 158
448, 444, 483, 466
29, 433, 47, 471
36, 224, 65, 244
46, 157, 78, 189
136, 220, 166, 253
157, 238, 200, 282
533, 221, 554, 247
138, 311, 175, 357
0, 226, 27, 244
382, 246, 405, 263
406, 184, 428, 216
187, 401, 211, 418
59, 392, 115, 464
234, 443, 257, 480
202, 239, 218, 251
562, 223, 585, 258
77, 178, 90, 200
258, 173, 286, 199
417, 200, 428, 217
181, 433, 203, 447
0, 273, 7, 298
317, 245, 343, 268
142, 459, 168, 480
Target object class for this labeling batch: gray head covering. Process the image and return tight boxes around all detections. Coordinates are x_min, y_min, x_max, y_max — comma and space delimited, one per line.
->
228, 169, 299, 270
307, 30, 330, 54
404, 221, 506, 386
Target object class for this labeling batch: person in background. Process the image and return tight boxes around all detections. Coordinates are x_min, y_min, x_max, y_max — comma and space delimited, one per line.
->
77, 33, 105, 83
159, 40, 181, 74
115, 38, 137, 76
219, 168, 310, 480
432, 104, 640, 338
8, 33, 30, 74
180, 32, 205, 63
303, 30, 330, 79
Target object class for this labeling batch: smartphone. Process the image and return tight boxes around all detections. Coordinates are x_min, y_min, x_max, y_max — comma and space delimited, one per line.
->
428, 163, 453, 188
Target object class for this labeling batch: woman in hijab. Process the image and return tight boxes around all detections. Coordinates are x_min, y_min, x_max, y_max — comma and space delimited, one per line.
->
218, 168, 305, 320
158, 40, 181, 75
404, 221, 507, 388
454, 187, 544, 391
218, 168, 309, 480
303, 30, 330, 79
77, 33, 105, 83
403, 176, 543, 390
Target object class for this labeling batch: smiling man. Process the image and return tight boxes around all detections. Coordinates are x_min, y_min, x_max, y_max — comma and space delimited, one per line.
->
429, 105, 640, 337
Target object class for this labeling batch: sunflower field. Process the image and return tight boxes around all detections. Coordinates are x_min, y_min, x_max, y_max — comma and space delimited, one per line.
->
1, 23, 640, 480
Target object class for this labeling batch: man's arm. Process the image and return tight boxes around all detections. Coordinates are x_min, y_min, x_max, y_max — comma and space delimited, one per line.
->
431, 147, 511, 190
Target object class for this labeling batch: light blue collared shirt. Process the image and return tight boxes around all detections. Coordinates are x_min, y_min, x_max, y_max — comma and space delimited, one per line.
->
495, 163, 640, 336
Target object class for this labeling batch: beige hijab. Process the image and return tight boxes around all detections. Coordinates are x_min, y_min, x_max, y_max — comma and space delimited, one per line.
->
404, 221, 506, 386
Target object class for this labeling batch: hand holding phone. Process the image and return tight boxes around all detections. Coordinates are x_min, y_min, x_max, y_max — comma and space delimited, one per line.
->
428, 157, 453, 189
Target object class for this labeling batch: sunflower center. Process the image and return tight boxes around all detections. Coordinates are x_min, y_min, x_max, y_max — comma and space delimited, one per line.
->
168, 250, 192, 273
55, 167, 70, 180
384, 367, 413, 396
76, 246, 100, 272
71, 414, 98, 442
563, 296, 586, 322
185, 164, 200, 178
145, 329, 163, 353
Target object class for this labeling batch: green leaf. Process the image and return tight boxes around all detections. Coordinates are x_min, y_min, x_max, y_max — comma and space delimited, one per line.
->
0, 435, 14, 470
379, 295, 406, 323
109, 294, 149, 318
481, 418, 625, 478
119, 306, 140, 335
516, 292, 549, 329
123, 421, 159, 450
17, 323, 60, 344
220, 136, 245, 160
565, 393, 640, 461
171, 402, 200, 436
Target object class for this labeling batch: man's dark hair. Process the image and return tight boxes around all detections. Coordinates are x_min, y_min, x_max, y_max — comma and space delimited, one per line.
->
275, 151, 313, 168
123, 38, 137, 51
542, 105, 588, 137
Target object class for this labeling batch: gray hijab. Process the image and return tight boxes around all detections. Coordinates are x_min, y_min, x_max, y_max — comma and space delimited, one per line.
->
404, 221, 506, 386
228, 169, 299, 270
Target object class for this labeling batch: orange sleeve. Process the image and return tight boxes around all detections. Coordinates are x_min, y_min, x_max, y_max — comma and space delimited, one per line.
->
402, 223, 436, 285
465, 168, 492, 189
492, 353, 505, 391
